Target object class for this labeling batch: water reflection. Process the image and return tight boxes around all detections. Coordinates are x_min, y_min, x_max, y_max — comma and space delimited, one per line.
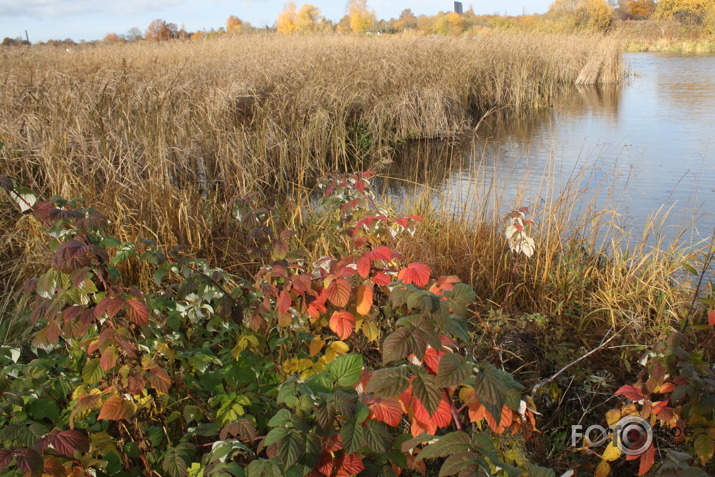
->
387, 53, 715, 246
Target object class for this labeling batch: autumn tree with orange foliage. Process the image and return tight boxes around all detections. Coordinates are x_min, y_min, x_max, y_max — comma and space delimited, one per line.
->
145, 19, 179, 41
621, 0, 656, 18
227, 15, 243, 33
103, 32, 123, 43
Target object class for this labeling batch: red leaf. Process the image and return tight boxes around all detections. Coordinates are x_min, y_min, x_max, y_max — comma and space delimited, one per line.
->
616, 385, 644, 401
336, 453, 365, 477
0, 449, 13, 471
336, 266, 356, 278
651, 400, 669, 415
98, 395, 135, 421
125, 299, 149, 326
14, 448, 43, 474
291, 275, 312, 295
356, 285, 373, 316
371, 272, 391, 286
709, 309, 715, 327
397, 263, 431, 287
357, 257, 371, 278
53, 430, 90, 455
96, 296, 124, 319
323, 433, 343, 453
329, 311, 355, 340
314, 452, 334, 477
637, 444, 656, 475
277, 290, 291, 313
326, 278, 351, 308
354, 179, 366, 192
366, 397, 403, 426
353, 237, 367, 248
366, 246, 393, 261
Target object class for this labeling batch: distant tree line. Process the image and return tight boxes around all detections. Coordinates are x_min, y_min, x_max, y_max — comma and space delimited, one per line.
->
4, 0, 715, 48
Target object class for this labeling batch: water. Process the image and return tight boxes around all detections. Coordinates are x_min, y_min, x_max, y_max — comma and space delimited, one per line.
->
392, 53, 715, 247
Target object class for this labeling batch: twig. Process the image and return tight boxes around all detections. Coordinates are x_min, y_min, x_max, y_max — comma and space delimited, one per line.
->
531, 322, 632, 396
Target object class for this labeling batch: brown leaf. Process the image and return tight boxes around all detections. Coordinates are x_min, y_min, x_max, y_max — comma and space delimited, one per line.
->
125, 299, 149, 326
98, 395, 136, 421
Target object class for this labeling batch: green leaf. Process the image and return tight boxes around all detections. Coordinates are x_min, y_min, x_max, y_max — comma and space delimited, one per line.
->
264, 427, 289, 446
416, 431, 472, 463
365, 366, 412, 398
436, 353, 471, 388
411, 370, 442, 416
382, 328, 413, 364
278, 430, 304, 468
183, 405, 202, 424
406, 290, 440, 314
329, 389, 358, 417
82, 358, 105, 384
525, 463, 557, 477
162, 447, 189, 477
328, 354, 363, 387
363, 420, 391, 454
340, 420, 365, 454
27, 398, 60, 423
439, 451, 484, 476
268, 409, 293, 428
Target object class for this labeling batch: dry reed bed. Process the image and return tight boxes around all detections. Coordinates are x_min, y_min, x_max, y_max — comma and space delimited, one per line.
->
0, 33, 626, 327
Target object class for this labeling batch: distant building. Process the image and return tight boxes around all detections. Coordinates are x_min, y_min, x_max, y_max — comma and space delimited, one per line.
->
454, 2, 463, 14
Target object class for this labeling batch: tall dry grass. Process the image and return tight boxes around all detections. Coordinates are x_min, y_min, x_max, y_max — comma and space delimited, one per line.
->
0, 33, 623, 273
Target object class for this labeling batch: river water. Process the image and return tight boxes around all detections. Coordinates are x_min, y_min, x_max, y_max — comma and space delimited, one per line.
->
392, 53, 715, 248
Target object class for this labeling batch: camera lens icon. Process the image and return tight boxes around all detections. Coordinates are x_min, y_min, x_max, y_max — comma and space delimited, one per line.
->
615, 415, 653, 456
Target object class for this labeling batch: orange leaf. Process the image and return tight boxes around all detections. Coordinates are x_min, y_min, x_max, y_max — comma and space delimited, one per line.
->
326, 278, 351, 308
484, 405, 512, 433
366, 397, 403, 427
371, 272, 391, 286
422, 348, 443, 374
616, 384, 644, 401
357, 257, 371, 278
468, 400, 487, 423
397, 263, 431, 287
429, 275, 460, 294
356, 285, 373, 316
98, 395, 135, 421
709, 309, 715, 327
412, 393, 452, 432
637, 444, 655, 475
329, 311, 355, 340
125, 300, 149, 326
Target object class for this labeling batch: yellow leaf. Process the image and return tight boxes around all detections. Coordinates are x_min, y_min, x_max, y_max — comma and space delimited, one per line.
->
309, 336, 326, 357
325, 341, 349, 363
594, 460, 611, 477
362, 320, 380, 342
282, 358, 313, 374
156, 342, 175, 361
459, 385, 475, 402
602, 442, 622, 462
605, 408, 622, 426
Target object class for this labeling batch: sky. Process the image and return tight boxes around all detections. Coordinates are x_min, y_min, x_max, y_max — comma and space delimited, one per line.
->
0, 1, 554, 43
